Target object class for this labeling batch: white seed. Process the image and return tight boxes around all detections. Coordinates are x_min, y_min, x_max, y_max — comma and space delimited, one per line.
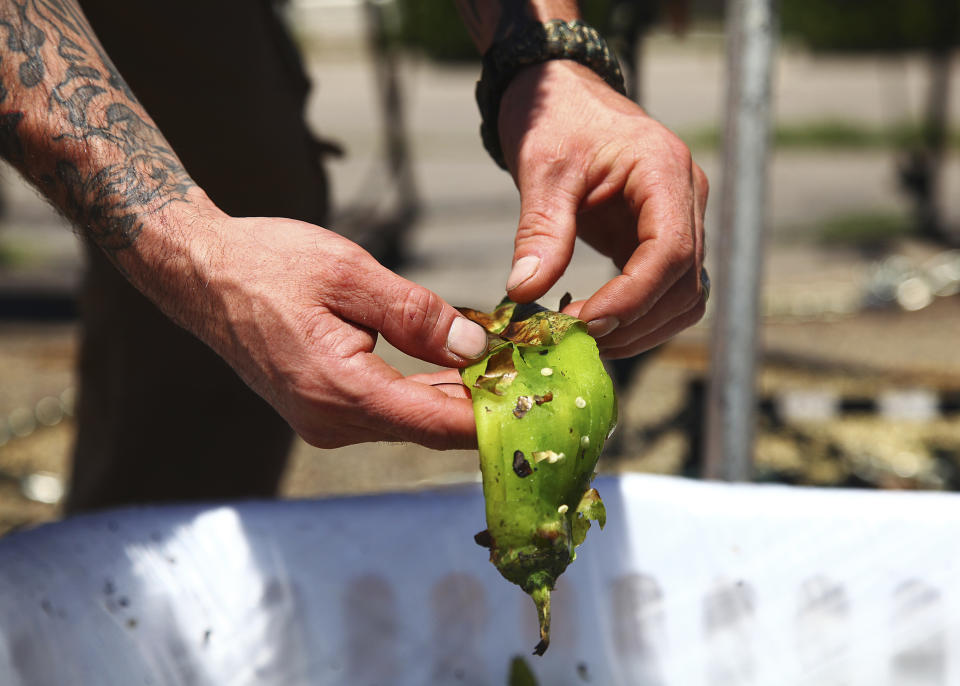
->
557, 504, 569, 514
533, 450, 565, 464
540, 367, 553, 376
575, 396, 587, 408
580, 435, 590, 449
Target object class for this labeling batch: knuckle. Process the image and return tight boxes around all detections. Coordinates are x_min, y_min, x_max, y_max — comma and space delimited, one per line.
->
392, 286, 443, 335
693, 162, 710, 199
679, 290, 700, 313
323, 259, 352, 293
516, 207, 559, 242
685, 299, 707, 326
681, 277, 705, 311
656, 132, 692, 169
670, 140, 693, 169
323, 245, 368, 294
360, 385, 442, 446
662, 232, 696, 277
299, 428, 342, 450
288, 402, 348, 449
406, 412, 452, 449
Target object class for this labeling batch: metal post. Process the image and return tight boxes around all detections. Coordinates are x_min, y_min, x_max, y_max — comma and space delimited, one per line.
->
703, 0, 778, 481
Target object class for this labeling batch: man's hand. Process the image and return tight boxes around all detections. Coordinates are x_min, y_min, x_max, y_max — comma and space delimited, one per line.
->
193, 212, 485, 450
499, 60, 709, 358
0, 0, 485, 452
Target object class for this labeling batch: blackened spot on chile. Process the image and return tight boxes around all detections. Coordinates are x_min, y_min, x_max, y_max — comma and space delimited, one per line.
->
474, 529, 493, 548
513, 450, 533, 478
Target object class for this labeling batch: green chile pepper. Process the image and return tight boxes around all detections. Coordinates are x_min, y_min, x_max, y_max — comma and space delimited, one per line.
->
459, 298, 617, 655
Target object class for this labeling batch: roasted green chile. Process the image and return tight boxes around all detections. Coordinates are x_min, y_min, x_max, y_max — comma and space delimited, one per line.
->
459, 298, 617, 655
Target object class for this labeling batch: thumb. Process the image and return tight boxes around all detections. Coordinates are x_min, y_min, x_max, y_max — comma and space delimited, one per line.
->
506, 179, 579, 303
331, 263, 489, 367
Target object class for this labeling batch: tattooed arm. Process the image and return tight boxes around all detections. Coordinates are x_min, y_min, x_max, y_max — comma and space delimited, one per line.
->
0, 0, 484, 449
0, 1, 200, 288
455, 1, 709, 357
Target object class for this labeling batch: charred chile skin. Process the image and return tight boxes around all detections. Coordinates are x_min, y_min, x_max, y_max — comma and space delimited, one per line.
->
513, 450, 533, 477
459, 298, 616, 655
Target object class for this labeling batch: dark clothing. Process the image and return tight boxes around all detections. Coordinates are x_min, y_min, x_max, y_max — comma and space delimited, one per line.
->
67, 0, 330, 511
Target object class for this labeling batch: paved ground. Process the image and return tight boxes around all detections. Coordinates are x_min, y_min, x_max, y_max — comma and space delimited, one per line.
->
1, 10, 960, 533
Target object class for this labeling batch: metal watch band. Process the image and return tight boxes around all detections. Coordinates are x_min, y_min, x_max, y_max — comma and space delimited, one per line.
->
476, 19, 627, 170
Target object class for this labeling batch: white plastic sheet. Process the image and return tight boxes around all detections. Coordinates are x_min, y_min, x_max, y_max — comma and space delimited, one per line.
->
1, 474, 959, 685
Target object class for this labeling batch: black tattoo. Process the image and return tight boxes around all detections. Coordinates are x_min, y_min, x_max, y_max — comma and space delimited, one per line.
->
1, 0, 46, 87
0, 0, 194, 257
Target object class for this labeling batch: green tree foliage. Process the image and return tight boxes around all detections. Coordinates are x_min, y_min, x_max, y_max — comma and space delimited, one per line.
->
781, 0, 958, 52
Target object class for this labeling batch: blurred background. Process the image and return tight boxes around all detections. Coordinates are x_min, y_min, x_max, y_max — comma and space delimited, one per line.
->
0, 0, 959, 535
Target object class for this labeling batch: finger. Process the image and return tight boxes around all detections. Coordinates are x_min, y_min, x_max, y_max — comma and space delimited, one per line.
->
577, 170, 698, 334
407, 368, 465, 386
292, 357, 475, 450
691, 160, 709, 278
590, 264, 703, 349
431, 384, 472, 400
353, 353, 477, 449
327, 261, 488, 367
408, 369, 471, 400
505, 166, 581, 303
561, 298, 586, 318
599, 300, 706, 359
555, 296, 624, 341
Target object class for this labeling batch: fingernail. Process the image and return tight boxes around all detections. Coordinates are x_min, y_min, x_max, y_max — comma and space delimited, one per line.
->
506, 255, 540, 291
447, 318, 488, 360
587, 317, 619, 338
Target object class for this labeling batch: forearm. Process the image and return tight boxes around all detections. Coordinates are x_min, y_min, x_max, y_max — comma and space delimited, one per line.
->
0, 0, 220, 326
455, 0, 579, 53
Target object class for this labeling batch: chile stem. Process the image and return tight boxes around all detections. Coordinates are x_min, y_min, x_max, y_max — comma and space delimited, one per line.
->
531, 585, 552, 655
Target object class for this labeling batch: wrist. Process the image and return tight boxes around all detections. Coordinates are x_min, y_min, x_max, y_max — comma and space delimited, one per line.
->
113, 187, 230, 337
476, 19, 626, 170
